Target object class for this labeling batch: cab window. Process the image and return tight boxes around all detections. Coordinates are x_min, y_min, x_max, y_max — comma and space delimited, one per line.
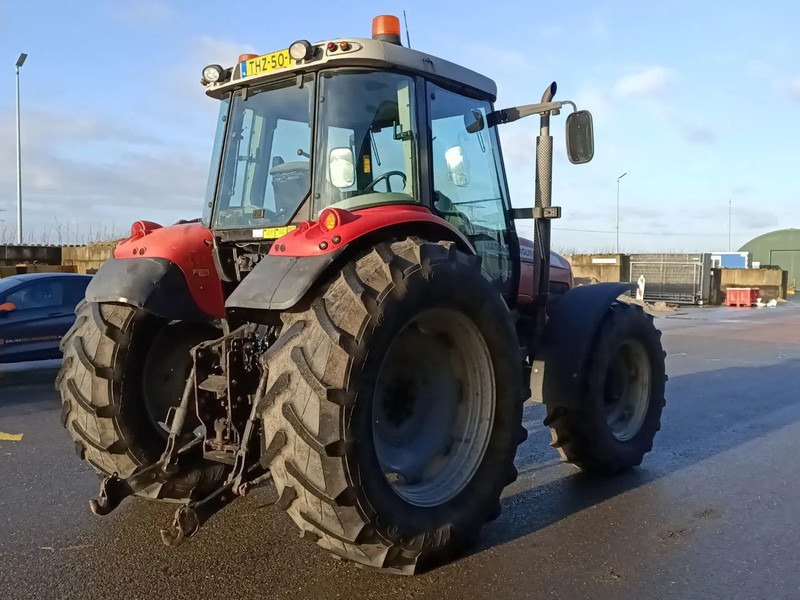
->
314, 70, 419, 215
213, 75, 314, 229
428, 83, 513, 289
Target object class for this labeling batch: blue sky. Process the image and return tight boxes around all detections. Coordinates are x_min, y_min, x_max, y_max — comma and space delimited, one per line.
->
0, 0, 798, 251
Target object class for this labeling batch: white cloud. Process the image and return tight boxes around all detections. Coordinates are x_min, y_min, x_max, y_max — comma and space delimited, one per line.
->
0, 107, 206, 244
653, 105, 719, 145
747, 60, 800, 103
681, 121, 718, 144
103, 0, 175, 26
0, 33, 264, 244
195, 36, 257, 67
3, 109, 159, 147
575, 86, 612, 124
159, 35, 257, 113
788, 77, 800, 102
730, 184, 756, 196
539, 25, 563, 39
588, 15, 611, 40
614, 67, 674, 98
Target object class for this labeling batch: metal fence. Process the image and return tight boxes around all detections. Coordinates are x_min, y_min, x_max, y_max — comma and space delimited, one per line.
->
629, 253, 712, 304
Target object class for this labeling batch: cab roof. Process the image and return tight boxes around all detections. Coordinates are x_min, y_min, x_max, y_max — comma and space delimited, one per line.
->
204, 37, 498, 102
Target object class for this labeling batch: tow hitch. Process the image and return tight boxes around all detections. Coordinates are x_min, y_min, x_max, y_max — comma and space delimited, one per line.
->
88, 326, 274, 545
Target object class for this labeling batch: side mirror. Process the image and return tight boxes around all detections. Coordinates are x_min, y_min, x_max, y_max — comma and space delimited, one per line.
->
565, 110, 594, 164
0, 302, 16, 314
464, 110, 485, 134
329, 147, 355, 189
445, 146, 470, 187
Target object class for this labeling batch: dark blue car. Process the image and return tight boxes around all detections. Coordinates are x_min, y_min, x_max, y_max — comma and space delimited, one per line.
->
0, 273, 92, 364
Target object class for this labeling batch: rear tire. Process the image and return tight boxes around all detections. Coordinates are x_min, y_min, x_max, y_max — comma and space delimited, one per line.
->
545, 302, 666, 474
57, 301, 218, 491
259, 238, 527, 574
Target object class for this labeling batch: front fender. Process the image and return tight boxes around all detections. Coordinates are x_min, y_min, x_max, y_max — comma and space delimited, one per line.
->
530, 283, 634, 408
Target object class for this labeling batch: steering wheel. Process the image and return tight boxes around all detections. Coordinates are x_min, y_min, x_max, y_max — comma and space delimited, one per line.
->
364, 170, 406, 193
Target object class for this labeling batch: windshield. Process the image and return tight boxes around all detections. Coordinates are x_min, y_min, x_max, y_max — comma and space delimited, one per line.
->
212, 74, 314, 229
313, 70, 418, 215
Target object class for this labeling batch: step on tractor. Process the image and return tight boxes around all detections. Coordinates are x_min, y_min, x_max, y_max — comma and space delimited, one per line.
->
57, 15, 666, 575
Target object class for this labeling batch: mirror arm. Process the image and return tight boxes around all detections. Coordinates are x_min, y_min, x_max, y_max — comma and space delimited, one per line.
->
488, 101, 563, 126
488, 100, 579, 127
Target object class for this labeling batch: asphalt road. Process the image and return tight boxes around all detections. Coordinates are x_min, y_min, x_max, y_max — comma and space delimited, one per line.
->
2, 301, 799, 599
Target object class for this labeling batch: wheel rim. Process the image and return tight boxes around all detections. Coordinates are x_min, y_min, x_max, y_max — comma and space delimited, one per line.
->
372, 308, 495, 508
603, 338, 651, 442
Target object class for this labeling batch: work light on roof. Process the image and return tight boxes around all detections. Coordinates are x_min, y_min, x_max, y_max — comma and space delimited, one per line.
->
202, 64, 224, 83
372, 15, 402, 45
289, 40, 313, 61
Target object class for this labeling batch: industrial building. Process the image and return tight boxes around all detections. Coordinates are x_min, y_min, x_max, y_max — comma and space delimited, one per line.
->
740, 229, 800, 293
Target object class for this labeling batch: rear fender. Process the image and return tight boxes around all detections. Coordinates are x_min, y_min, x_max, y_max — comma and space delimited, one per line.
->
530, 283, 634, 408
225, 207, 473, 313
86, 222, 224, 321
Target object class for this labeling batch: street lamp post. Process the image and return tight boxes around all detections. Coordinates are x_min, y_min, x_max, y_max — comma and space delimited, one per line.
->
15, 53, 27, 245
616, 172, 627, 253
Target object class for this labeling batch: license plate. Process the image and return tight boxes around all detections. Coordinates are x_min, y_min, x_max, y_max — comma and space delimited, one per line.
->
241, 50, 294, 78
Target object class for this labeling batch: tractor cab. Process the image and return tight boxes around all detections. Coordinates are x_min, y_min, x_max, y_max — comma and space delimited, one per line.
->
201, 16, 521, 296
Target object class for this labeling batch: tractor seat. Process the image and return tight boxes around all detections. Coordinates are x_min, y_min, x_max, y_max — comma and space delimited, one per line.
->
270, 161, 310, 209
268, 161, 309, 176
434, 191, 473, 235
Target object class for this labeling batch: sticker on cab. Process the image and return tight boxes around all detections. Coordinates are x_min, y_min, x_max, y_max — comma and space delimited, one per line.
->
252, 226, 297, 239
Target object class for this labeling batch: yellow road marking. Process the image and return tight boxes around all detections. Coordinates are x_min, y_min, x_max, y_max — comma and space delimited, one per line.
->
0, 432, 23, 441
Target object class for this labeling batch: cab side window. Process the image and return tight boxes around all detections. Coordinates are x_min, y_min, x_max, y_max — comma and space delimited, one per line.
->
428, 83, 513, 290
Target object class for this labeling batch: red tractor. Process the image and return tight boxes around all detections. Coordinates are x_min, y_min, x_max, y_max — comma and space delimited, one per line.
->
57, 16, 665, 575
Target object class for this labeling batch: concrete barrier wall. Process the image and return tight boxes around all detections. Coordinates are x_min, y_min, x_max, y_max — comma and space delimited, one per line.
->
0, 242, 116, 275
720, 268, 788, 299
0, 241, 117, 277
0, 245, 62, 266
565, 254, 630, 284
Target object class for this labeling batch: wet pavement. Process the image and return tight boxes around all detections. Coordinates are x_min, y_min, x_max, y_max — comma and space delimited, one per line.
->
1, 300, 799, 599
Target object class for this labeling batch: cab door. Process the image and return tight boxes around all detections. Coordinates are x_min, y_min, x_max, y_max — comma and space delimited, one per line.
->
426, 82, 518, 298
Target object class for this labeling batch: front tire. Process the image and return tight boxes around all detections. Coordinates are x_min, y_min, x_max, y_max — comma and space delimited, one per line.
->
259, 238, 527, 574
545, 302, 666, 474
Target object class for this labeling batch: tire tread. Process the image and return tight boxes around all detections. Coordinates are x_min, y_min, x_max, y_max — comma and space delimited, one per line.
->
260, 237, 525, 574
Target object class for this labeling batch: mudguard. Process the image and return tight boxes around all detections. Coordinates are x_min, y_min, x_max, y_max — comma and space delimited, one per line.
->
530, 283, 634, 408
86, 221, 224, 321
86, 257, 215, 321
227, 205, 474, 312
225, 250, 343, 311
